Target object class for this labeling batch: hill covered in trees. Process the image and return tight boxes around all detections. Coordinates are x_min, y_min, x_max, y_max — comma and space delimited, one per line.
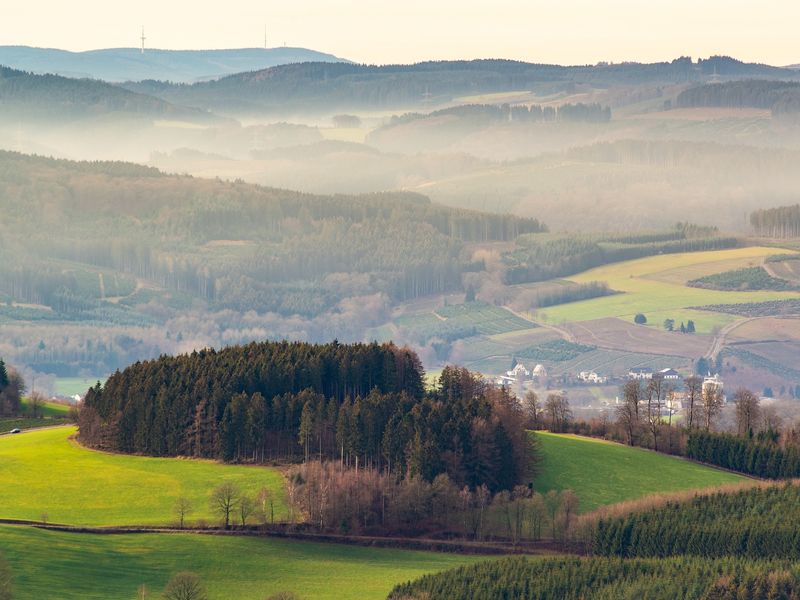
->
0, 45, 348, 83
0, 152, 541, 312
0, 66, 220, 123
677, 80, 800, 115
123, 56, 799, 116
591, 482, 800, 559
79, 343, 530, 494
388, 556, 800, 600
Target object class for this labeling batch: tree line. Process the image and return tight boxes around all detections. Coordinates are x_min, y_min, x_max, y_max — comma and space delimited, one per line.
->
677, 80, 800, 115
503, 232, 737, 285
388, 555, 800, 600
78, 343, 530, 494
751, 204, 800, 238
0, 358, 23, 417
686, 430, 800, 479
382, 102, 611, 130
0, 151, 545, 320
591, 483, 800, 560
560, 378, 800, 480
286, 461, 584, 540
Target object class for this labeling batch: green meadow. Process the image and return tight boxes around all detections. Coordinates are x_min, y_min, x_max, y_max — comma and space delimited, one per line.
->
538, 247, 800, 329
19, 397, 71, 418
0, 427, 287, 526
532, 432, 746, 512
0, 526, 483, 600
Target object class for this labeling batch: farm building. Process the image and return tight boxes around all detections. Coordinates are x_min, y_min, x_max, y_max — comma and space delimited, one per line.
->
702, 373, 725, 403
496, 363, 530, 387
532, 364, 547, 379
628, 367, 653, 380
578, 370, 607, 384
655, 368, 681, 381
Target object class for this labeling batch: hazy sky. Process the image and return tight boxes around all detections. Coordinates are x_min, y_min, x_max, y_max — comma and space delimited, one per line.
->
6, 0, 800, 66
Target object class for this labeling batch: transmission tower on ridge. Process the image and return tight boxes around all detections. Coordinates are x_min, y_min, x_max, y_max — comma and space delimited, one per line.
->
141, 26, 146, 54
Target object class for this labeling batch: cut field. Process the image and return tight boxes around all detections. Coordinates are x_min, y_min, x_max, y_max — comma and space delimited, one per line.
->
542, 347, 688, 378
532, 432, 746, 512
435, 302, 536, 335
0, 427, 287, 526
0, 526, 482, 600
565, 317, 711, 358
539, 247, 800, 330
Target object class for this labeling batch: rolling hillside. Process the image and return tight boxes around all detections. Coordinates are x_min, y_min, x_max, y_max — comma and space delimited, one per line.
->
0, 65, 222, 123
0, 427, 287, 526
532, 432, 746, 512
0, 526, 480, 600
124, 56, 800, 116
0, 46, 348, 83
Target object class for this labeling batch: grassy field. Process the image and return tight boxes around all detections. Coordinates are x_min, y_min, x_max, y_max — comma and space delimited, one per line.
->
538, 247, 800, 329
53, 377, 103, 398
0, 526, 482, 600
19, 397, 71, 418
532, 432, 746, 512
0, 427, 287, 526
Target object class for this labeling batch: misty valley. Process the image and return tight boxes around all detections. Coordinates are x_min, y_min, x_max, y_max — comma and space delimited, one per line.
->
2, 40, 800, 600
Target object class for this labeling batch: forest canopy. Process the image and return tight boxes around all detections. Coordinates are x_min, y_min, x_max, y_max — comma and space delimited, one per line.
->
78, 342, 530, 493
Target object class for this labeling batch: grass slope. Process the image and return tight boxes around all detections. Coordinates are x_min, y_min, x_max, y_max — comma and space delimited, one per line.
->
538, 247, 800, 330
0, 427, 287, 526
0, 526, 481, 600
532, 432, 746, 512
19, 397, 71, 418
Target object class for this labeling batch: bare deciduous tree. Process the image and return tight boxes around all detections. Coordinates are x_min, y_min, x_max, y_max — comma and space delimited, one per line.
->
684, 375, 703, 429
545, 394, 571, 433
210, 482, 240, 529
239, 494, 255, 527
256, 487, 274, 526
174, 497, 192, 529
702, 387, 724, 431
162, 572, 208, 600
522, 390, 541, 429
734, 387, 760, 436
28, 391, 45, 419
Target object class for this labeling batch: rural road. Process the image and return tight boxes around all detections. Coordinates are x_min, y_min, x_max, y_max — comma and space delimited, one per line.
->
502, 306, 577, 343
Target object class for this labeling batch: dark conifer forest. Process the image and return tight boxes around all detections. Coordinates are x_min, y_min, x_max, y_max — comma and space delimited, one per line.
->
388, 555, 800, 600
79, 342, 530, 493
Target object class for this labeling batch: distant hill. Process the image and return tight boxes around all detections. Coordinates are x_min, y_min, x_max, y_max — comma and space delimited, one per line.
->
677, 80, 800, 114
0, 65, 222, 123
122, 55, 800, 116
0, 46, 349, 83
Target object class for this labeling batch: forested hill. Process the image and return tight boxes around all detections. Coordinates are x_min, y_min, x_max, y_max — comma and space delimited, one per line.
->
677, 80, 800, 115
0, 151, 544, 319
79, 344, 529, 493
0, 66, 221, 123
123, 56, 800, 115
0, 46, 348, 83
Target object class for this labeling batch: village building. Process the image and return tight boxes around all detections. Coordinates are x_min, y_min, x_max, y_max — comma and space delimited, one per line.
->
628, 367, 653, 380
655, 368, 681, 381
703, 373, 725, 403
578, 370, 607, 384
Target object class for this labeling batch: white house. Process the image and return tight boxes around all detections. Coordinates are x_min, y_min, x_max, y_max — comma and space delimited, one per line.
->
578, 370, 607, 384
656, 368, 681, 381
628, 367, 653, 380
703, 373, 725, 403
